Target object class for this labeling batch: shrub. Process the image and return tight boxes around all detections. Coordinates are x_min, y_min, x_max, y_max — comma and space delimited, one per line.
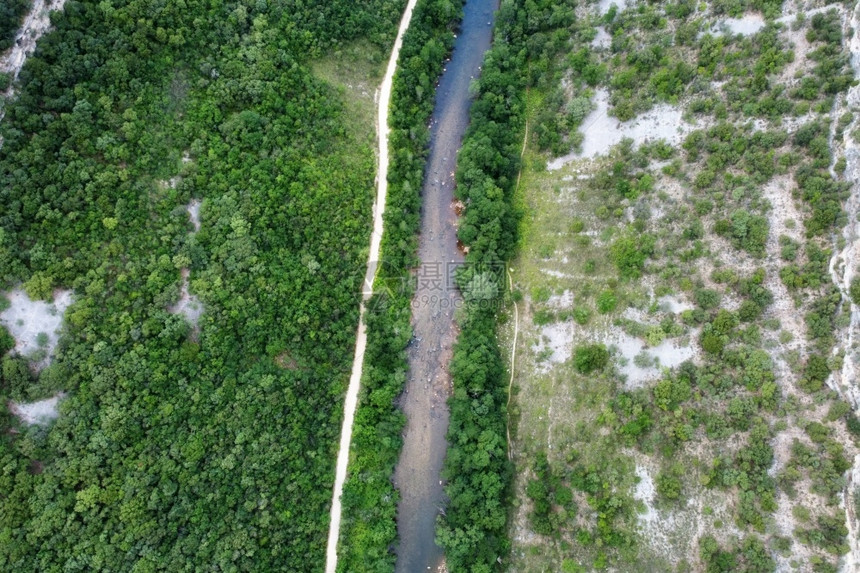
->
801, 354, 830, 392
610, 234, 655, 279
656, 471, 682, 500
645, 325, 665, 346
573, 307, 591, 325
534, 309, 556, 325
596, 289, 617, 314
699, 536, 737, 572
730, 209, 769, 257
701, 332, 725, 355
738, 299, 763, 322
0, 325, 13, 356
712, 309, 739, 335
1, 356, 33, 400
694, 288, 721, 310
574, 344, 609, 374
850, 276, 860, 305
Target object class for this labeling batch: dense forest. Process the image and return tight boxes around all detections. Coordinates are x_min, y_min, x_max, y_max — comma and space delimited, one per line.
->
0, 0, 406, 570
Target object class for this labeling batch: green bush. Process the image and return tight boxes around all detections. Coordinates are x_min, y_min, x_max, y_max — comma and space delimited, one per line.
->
800, 354, 830, 392
701, 332, 725, 355
729, 210, 769, 257
849, 276, 860, 305
656, 471, 682, 500
0, 325, 13, 357
573, 306, 591, 325
610, 234, 655, 279
574, 344, 609, 374
1, 356, 33, 401
694, 288, 721, 310
738, 299, 763, 322
699, 535, 737, 572
526, 451, 575, 536
0, 0, 29, 53
596, 289, 617, 313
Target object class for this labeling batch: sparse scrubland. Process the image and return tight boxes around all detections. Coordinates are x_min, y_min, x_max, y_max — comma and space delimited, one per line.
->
494, 0, 860, 571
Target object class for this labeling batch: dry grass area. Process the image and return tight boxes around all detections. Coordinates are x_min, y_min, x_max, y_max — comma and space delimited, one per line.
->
312, 39, 386, 152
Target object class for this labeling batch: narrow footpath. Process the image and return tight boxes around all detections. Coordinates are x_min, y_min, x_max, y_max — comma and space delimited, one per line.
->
324, 1, 419, 571
393, 1, 499, 571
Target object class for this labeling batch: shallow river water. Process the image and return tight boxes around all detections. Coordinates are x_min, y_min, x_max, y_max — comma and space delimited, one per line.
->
392, 0, 499, 570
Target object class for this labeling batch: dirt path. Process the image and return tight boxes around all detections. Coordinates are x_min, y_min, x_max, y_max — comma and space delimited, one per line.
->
507, 269, 518, 459
324, 1, 419, 570
507, 118, 528, 459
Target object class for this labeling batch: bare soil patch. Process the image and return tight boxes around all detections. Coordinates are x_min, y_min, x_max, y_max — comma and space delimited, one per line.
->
1, 288, 72, 362
8, 392, 64, 425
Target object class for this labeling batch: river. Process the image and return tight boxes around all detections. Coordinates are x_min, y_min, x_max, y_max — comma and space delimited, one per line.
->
392, 0, 499, 570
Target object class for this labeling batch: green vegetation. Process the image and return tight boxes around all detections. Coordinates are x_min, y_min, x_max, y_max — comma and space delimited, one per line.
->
573, 343, 609, 374
336, 0, 464, 569
0, 0, 407, 570
526, 451, 576, 536
610, 234, 655, 278
851, 276, 860, 305
699, 535, 774, 573
3, 0, 858, 569
596, 289, 617, 313
0, 0, 30, 53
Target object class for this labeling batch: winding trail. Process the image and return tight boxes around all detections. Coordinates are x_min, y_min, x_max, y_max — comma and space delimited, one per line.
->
324, 1, 419, 571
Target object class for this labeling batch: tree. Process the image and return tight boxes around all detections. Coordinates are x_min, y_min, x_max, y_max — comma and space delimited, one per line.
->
656, 470, 682, 500
801, 354, 830, 392
700, 331, 725, 355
